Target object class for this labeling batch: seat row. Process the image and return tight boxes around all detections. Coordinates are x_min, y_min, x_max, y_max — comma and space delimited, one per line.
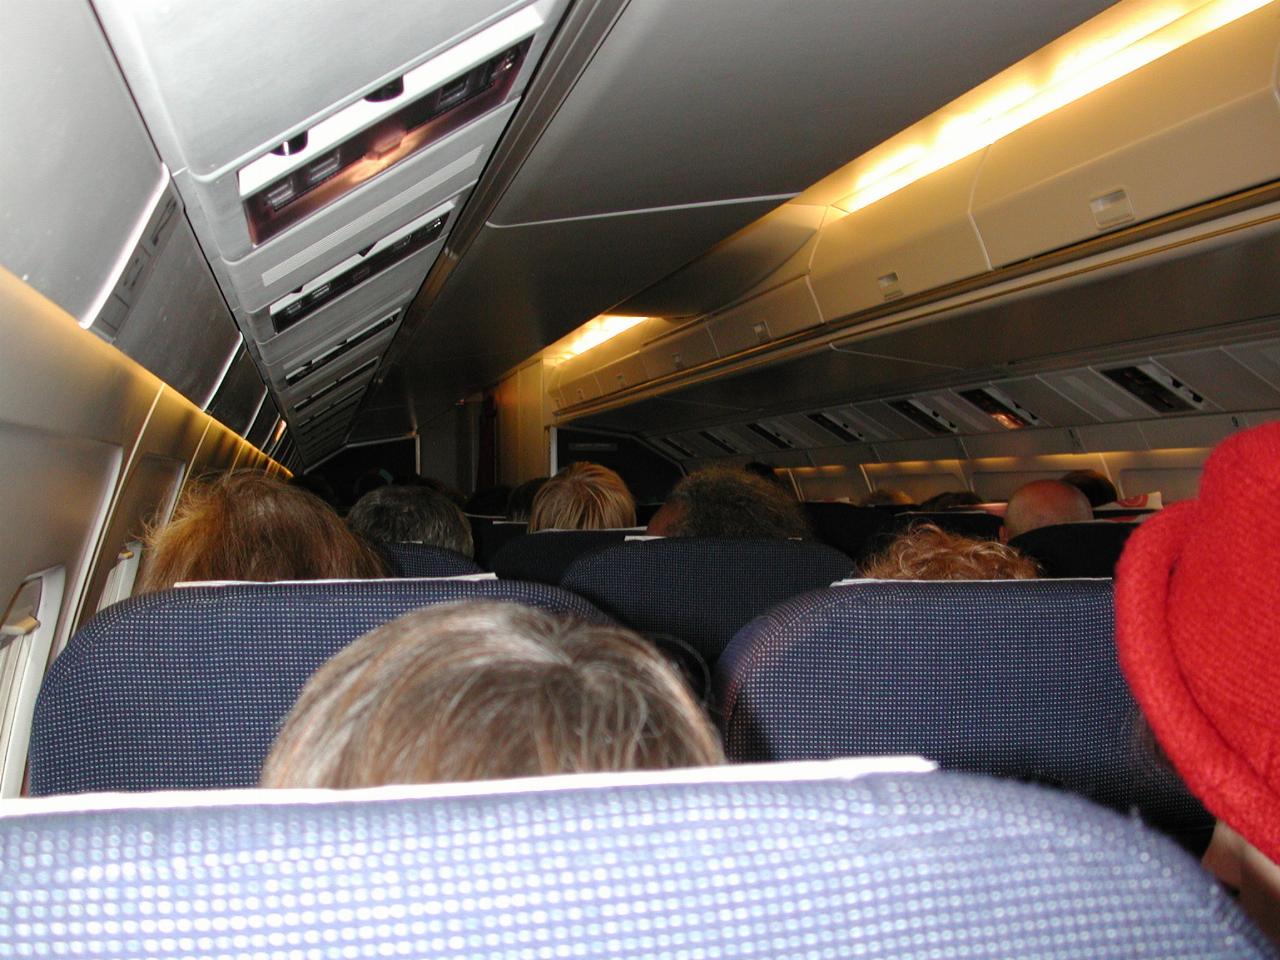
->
383, 526, 1136, 665
29, 574, 1211, 859
2, 761, 1263, 959
412, 510, 1138, 580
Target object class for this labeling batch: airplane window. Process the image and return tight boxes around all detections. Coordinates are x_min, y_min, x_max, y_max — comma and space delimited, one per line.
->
0, 567, 64, 797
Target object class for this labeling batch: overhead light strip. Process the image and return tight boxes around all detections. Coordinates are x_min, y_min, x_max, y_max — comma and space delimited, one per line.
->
553, 314, 649, 361
837, 0, 1273, 214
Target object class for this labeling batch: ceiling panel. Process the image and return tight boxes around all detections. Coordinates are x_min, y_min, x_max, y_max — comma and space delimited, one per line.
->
378, 196, 784, 420
490, 0, 1116, 225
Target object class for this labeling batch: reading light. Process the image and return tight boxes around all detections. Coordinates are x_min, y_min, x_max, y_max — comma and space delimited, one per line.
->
836, 0, 1273, 213
555, 314, 649, 361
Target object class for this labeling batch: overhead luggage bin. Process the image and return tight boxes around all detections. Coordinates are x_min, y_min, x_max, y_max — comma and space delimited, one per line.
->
971, 4, 1280, 268
248, 194, 462, 352
617, 203, 827, 320
3, 0, 165, 328
706, 277, 824, 357
809, 151, 990, 323
89, 0, 550, 177
217, 107, 506, 312
639, 325, 718, 381
594, 352, 650, 396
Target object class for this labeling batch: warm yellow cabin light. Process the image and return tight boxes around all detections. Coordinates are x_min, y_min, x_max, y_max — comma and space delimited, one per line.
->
556, 314, 649, 360
272, 420, 288, 444
836, 0, 1274, 214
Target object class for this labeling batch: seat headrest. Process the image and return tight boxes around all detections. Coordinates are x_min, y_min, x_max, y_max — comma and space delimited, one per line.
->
30, 579, 607, 795
0, 763, 1265, 958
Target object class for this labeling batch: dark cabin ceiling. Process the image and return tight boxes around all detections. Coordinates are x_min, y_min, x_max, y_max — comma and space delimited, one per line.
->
365, 0, 1117, 435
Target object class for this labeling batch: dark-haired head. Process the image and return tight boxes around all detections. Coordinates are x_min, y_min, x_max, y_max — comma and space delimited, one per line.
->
653, 466, 811, 540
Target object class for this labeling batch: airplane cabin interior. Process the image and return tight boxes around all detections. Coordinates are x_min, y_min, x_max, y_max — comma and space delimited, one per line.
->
2, 0, 1280, 954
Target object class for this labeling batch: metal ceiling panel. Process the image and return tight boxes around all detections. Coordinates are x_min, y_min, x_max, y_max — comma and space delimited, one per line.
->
619, 203, 827, 318
206, 348, 267, 435
1157, 346, 1280, 412
90, 0, 547, 176
382, 197, 784, 416
491, 0, 1115, 225
1, 0, 165, 324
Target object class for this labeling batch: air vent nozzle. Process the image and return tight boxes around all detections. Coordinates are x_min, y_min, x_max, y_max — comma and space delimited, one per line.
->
658, 436, 695, 459
241, 37, 531, 244
958, 388, 1041, 430
283, 310, 400, 386
270, 213, 446, 333
698, 430, 739, 455
1100, 364, 1204, 414
806, 411, 864, 443
746, 423, 792, 450
887, 399, 958, 435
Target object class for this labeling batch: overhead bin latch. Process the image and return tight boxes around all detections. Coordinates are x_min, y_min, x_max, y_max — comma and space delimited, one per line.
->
1089, 189, 1135, 230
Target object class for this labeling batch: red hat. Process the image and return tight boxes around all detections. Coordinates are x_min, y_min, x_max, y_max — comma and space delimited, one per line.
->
1114, 420, 1280, 863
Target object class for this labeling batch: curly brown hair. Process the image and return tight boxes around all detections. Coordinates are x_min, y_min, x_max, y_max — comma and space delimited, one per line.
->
860, 523, 1039, 580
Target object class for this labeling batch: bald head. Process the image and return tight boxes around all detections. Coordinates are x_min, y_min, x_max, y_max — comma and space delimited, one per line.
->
1002, 480, 1093, 541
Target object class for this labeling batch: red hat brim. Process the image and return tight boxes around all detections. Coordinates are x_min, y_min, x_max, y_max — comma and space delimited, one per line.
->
1115, 500, 1280, 863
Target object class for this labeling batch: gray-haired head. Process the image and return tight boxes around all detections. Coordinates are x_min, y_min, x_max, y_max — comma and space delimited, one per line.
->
261, 601, 724, 787
347, 484, 474, 557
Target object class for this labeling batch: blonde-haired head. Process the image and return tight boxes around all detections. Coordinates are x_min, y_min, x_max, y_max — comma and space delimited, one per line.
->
528, 462, 636, 531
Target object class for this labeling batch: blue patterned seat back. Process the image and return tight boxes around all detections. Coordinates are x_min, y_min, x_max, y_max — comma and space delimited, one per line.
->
490, 529, 638, 583
1009, 521, 1137, 578
715, 579, 1213, 846
379, 541, 485, 577
0, 769, 1267, 959
561, 538, 855, 666
29, 580, 607, 795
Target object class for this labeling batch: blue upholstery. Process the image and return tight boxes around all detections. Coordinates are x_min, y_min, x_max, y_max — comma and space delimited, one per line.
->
0, 769, 1268, 958
1009, 521, 1137, 578
379, 541, 485, 577
490, 529, 639, 583
561, 538, 854, 666
29, 579, 607, 795
715, 579, 1213, 848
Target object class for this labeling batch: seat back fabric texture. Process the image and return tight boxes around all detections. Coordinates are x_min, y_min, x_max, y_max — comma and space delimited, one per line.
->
29, 579, 607, 795
489, 529, 637, 583
0, 771, 1267, 959
715, 579, 1212, 845
379, 541, 485, 577
1009, 521, 1137, 578
561, 538, 854, 665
